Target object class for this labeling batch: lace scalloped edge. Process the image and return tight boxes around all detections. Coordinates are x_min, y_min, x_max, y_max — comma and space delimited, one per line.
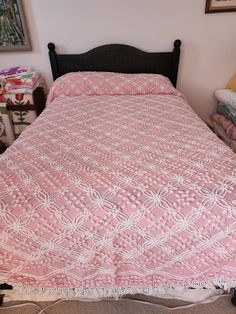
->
3, 279, 236, 300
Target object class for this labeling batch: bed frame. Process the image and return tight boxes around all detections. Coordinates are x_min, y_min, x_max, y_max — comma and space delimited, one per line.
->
48, 40, 181, 87
0, 39, 182, 305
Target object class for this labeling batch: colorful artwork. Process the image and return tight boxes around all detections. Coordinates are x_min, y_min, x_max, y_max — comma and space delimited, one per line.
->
0, 0, 31, 51
205, 0, 236, 13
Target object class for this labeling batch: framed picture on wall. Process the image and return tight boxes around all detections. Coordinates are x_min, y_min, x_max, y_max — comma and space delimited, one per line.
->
205, 0, 236, 13
0, 0, 31, 52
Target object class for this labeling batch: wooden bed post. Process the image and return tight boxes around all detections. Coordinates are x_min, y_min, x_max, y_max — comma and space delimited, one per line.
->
171, 39, 181, 88
48, 42, 59, 81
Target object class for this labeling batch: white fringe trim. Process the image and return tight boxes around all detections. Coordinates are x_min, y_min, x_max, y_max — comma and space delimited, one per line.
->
2, 279, 236, 301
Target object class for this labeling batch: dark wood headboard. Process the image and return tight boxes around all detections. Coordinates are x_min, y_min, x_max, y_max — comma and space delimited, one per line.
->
48, 40, 181, 87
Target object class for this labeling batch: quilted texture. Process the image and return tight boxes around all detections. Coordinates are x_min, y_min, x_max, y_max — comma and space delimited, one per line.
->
1, 93, 236, 299
46, 72, 182, 105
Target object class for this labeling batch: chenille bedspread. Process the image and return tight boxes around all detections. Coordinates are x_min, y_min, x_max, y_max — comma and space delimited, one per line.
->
1, 81, 236, 298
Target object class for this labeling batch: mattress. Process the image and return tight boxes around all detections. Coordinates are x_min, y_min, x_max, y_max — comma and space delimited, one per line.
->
1, 72, 236, 301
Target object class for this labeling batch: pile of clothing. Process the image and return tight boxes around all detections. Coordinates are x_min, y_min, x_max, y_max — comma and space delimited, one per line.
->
208, 74, 236, 152
0, 66, 46, 94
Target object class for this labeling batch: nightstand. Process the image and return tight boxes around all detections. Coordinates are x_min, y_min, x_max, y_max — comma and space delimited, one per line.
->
0, 87, 46, 147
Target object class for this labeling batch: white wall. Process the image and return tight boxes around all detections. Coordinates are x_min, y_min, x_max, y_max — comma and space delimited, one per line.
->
1, 0, 236, 121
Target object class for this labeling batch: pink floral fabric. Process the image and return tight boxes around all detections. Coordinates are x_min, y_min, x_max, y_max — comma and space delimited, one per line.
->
1, 91, 236, 299
47, 72, 183, 105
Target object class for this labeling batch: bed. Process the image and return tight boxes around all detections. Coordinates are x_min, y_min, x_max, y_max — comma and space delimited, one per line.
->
1, 40, 236, 308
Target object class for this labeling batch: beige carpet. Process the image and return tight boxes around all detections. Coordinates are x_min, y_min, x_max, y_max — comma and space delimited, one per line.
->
0, 295, 235, 314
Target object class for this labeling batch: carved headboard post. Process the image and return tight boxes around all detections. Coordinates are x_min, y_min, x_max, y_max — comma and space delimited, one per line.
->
48, 42, 59, 81
171, 39, 181, 87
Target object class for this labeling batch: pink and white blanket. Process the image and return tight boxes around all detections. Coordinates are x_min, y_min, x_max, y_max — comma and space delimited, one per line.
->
1, 72, 236, 299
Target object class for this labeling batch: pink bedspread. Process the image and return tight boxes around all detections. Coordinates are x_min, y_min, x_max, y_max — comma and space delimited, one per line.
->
1, 93, 236, 299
